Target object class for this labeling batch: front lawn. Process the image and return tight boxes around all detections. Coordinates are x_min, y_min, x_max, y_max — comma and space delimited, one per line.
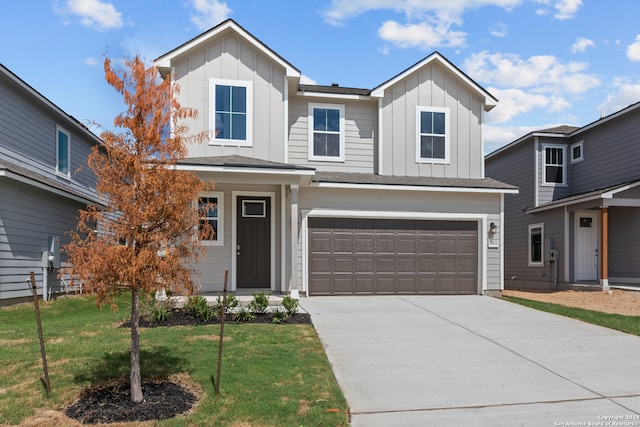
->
502, 295, 640, 336
0, 294, 349, 426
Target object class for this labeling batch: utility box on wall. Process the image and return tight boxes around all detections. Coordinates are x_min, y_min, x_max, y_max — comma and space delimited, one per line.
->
42, 236, 61, 269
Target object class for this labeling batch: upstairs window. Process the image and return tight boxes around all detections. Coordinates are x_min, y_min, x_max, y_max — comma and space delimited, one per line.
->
210, 79, 252, 147
570, 141, 584, 164
416, 107, 449, 163
56, 126, 70, 178
308, 103, 345, 161
543, 144, 566, 185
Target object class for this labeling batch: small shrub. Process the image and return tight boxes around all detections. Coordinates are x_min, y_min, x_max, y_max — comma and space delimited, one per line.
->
271, 307, 289, 324
282, 295, 298, 316
232, 307, 256, 322
142, 298, 173, 324
185, 295, 217, 321
248, 291, 270, 314
215, 293, 238, 316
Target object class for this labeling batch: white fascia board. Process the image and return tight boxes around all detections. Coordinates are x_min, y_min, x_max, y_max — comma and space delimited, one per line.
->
311, 181, 518, 194
527, 195, 603, 213
154, 21, 300, 78
306, 208, 486, 221
0, 170, 99, 205
602, 180, 640, 198
174, 164, 314, 176
296, 91, 370, 101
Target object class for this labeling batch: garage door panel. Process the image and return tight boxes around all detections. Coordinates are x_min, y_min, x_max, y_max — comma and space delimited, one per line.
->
308, 218, 478, 295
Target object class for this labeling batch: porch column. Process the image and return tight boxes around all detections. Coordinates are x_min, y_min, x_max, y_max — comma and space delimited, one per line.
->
600, 207, 609, 292
289, 184, 299, 297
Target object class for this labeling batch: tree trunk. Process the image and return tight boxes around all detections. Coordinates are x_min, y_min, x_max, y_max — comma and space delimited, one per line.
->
130, 287, 143, 403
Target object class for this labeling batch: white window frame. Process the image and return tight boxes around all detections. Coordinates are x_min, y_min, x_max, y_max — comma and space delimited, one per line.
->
209, 78, 253, 147
56, 125, 70, 179
198, 191, 224, 246
416, 106, 450, 164
528, 223, 544, 266
542, 143, 567, 186
570, 140, 584, 164
308, 102, 345, 162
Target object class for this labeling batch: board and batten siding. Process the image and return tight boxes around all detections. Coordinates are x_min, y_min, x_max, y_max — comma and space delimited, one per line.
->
0, 180, 82, 300
297, 186, 504, 293
379, 61, 484, 179
172, 34, 287, 163
287, 98, 376, 173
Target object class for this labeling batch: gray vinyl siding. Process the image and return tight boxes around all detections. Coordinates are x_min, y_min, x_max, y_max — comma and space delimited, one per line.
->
172, 33, 287, 163
288, 98, 376, 172
379, 61, 484, 179
608, 207, 640, 279
0, 72, 98, 198
0, 180, 81, 300
568, 109, 640, 194
298, 186, 504, 293
536, 138, 571, 205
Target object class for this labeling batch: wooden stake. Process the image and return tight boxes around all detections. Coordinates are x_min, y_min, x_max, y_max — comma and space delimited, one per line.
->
29, 271, 51, 397
215, 270, 228, 396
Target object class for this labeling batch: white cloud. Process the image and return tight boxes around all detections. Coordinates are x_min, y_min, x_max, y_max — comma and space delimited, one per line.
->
484, 122, 572, 154
553, 0, 582, 20
489, 22, 508, 38
598, 81, 640, 116
300, 75, 317, 85
378, 20, 466, 49
189, 0, 232, 31
84, 57, 99, 67
464, 51, 600, 95
626, 35, 640, 62
59, 0, 123, 31
571, 37, 595, 53
484, 88, 554, 123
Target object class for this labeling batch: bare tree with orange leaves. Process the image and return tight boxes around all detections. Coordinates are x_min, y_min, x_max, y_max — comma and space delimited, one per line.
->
63, 55, 212, 403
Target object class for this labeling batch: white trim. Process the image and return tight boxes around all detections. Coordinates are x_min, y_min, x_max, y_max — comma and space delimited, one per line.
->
297, 91, 370, 101
209, 78, 253, 147
280, 185, 286, 292
528, 223, 544, 267
564, 205, 570, 282
283, 75, 289, 164
377, 98, 383, 174
481, 110, 486, 178
311, 181, 518, 194
307, 102, 345, 162
570, 140, 584, 164
301, 208, 487, 295
56, 125, 71, 179
499, 194, 505, 290
198, 191, 224, 246
534, 137, 540, 207
231, 191, 276, 292
541, 143, 567, 187
415, 106, 450, 164
174, 164, 315, 177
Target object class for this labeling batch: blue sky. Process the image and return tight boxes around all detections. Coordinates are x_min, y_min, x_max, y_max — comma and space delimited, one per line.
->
2, 0, 640, 154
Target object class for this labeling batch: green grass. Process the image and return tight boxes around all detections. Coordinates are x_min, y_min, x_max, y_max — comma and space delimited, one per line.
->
502, 295, 640, 336
0, 294, 349, 426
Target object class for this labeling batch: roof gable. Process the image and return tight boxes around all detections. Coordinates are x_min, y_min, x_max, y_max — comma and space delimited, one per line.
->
370, 51, 497, 111
154, 19, 300, 78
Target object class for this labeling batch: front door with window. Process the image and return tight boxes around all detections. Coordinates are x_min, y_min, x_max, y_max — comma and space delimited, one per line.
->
236, 196, 271, 288
575, 211, 598, 281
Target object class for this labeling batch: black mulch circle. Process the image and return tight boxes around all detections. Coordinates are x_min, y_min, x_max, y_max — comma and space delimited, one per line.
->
65, 381, 196, 424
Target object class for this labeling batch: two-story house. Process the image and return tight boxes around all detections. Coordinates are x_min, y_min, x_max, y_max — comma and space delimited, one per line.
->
486, 102, 640, 291
0, 64, 101, 304
154, 19, 517, 296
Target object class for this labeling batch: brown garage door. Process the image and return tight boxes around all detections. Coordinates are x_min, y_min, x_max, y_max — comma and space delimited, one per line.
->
308, 218, 478, 295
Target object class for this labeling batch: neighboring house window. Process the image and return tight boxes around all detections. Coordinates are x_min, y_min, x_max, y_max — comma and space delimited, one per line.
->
56, 126, 70, 178
198, 192, 223, 246
528, 223, 544, 266
542, 144, 566, 185
209, 79, 253, 147
416, 107, 450, 163
570, 141, 584, 164
308, 103, 345, 161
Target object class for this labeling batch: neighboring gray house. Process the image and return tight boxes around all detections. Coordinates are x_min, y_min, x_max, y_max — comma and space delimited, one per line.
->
0, 63, 101, 304
486, 102, 640, 291
154, 20, 517, 296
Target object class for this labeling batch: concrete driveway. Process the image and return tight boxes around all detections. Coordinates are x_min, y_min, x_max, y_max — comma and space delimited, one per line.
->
299, 295, 640, 426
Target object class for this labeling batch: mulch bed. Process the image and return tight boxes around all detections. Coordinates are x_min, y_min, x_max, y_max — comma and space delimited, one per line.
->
65, 308, 312, 424
65, 381, 196, 424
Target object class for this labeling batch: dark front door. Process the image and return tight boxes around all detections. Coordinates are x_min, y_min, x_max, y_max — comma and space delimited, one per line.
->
236, 196, 271, 288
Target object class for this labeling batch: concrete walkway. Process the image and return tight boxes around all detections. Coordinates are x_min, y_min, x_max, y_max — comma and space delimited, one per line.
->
299, 295, 640, 426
